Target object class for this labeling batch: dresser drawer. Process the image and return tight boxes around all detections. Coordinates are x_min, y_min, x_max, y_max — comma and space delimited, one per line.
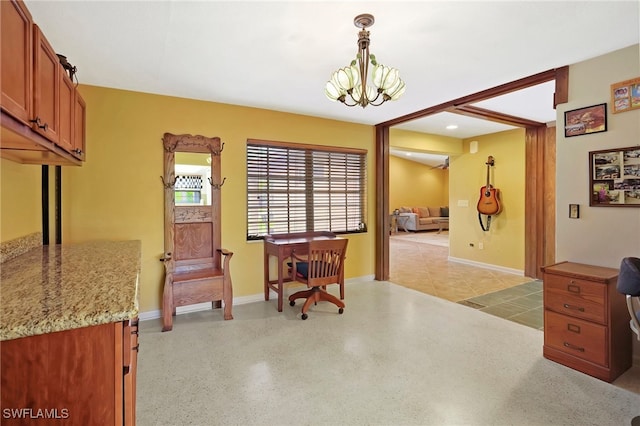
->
544, 274, 606, 323
544, 310, 607, 366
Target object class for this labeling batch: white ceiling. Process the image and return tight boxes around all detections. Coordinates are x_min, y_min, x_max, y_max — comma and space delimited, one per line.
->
24, 0, 639, 167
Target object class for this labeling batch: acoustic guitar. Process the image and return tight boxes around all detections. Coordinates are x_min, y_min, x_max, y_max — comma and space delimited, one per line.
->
477, 155, 501, 216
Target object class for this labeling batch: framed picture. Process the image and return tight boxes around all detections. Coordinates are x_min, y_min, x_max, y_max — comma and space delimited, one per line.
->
589, 146, 640, 207
564, 103, 607, 137
611, 77, 640, 114
569, 204, 580, 219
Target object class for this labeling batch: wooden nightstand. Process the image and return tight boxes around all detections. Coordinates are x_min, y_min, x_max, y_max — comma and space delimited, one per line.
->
541, 261, 632, 382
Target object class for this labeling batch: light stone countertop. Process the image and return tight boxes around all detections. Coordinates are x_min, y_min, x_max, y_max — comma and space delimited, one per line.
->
0, 240, 141, 341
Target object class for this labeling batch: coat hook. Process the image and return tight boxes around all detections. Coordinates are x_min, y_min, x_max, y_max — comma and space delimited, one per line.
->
211, 142, 225, 156
160, 176, 176, 188
208, 176, 226, 189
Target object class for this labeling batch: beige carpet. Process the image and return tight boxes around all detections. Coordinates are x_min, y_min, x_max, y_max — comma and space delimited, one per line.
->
391, 230, 449, 247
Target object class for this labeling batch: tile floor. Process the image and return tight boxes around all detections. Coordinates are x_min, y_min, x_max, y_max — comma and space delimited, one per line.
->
390, 231, 545, 329
459, 280, 544, 329
389, 231, 533, 302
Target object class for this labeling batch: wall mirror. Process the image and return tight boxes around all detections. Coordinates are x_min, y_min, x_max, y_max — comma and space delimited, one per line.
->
174, 152, 212, 206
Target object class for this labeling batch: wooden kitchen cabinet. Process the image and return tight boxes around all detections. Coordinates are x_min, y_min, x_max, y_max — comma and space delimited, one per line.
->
541, 261, 631, 382
0, 0, 85, 165
32, 24, 60, 144
0, 0, 33, 124
0, 240, 140, 424
58, 71, 75, 153
72, 89, 86, 160
0, 319, 138, 425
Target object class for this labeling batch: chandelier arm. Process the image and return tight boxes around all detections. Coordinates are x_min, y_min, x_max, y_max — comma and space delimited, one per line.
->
340, 96, 360, 107
368, 93, 390, 107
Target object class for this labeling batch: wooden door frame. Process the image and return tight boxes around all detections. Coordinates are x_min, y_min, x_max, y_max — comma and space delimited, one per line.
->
375, 67, 568, 281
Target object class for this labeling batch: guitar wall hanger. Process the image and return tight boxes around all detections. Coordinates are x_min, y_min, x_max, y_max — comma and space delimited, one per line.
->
477, 155, 501, 231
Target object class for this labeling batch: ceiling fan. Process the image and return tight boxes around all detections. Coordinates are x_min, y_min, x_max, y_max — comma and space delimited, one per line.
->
430, 157, 449, 170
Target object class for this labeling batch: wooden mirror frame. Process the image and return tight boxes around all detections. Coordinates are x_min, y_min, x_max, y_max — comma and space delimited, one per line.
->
160, 133, 233, 331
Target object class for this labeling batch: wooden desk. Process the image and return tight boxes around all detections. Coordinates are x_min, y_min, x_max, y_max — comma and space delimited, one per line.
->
263, 231, 337, 312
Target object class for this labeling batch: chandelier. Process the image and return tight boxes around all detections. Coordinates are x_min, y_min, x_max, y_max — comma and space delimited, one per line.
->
325, 14, 405, 108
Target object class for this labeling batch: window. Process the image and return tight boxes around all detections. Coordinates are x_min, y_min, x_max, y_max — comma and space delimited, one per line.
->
247, 139, 367, 240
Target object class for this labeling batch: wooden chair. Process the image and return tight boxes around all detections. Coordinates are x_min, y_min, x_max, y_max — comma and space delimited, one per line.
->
288, 238, 348, 320
161, 133, 233, 332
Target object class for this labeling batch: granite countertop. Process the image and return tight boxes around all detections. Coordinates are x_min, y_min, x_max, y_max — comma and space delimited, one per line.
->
0, 240, 141, 341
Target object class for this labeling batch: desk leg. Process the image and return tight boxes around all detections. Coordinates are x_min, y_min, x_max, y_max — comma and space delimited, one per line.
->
277, 259, 284, 312
264, 251, 270, 301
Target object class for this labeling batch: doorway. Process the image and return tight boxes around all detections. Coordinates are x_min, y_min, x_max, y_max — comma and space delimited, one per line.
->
375, 68, 566, 282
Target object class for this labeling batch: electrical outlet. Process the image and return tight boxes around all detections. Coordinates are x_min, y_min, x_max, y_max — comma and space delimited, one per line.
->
478, 242, 484, 250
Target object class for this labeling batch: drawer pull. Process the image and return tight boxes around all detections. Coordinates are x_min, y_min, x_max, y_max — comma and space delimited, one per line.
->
563, 342, 585, 352
563, 303, 585, 312
567, 323, 581, 333
567, 283, 581, 293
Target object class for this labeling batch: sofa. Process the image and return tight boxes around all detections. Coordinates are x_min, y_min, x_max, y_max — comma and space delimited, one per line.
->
395, 206, 449, 232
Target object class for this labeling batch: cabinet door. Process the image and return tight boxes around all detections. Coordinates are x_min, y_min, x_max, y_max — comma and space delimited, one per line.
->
72, 89, 86, 160
58, 73, 74, 152
1, 0, 33, 124
123, 318, 139, 426
0, 323, 121, 425
32, 24, 59, 144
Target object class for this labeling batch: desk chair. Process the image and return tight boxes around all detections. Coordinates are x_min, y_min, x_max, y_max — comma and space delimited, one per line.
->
617, 257, 640, 340
288, 238, 348, 320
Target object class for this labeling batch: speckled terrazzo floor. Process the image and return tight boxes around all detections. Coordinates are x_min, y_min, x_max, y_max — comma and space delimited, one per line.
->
136, 280, 640, 426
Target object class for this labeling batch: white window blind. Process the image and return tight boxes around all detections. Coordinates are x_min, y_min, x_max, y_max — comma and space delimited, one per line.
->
247, 140, 367, 240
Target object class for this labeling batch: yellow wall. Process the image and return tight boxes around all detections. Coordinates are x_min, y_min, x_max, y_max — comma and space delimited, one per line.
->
0, 159, 41, 242
57, 85, 376, 313
388, 127, 458, 212
390, 128, 463, 155
449, 129, 526, 271
389, 155, 448, 211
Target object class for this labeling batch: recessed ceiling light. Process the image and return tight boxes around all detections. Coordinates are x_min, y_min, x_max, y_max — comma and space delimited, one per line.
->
446, 124, 458, 130
406, 153, 412, 156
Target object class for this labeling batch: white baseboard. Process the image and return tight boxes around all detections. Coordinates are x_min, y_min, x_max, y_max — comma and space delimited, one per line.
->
447, 256, 526, 276
138, 274, 375, 321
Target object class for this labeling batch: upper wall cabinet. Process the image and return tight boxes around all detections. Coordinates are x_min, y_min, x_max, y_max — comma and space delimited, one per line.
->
0, 0, 84, 166
33, 25, 60, 145
73, 91, 86, 161
1, 0, 32, 124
